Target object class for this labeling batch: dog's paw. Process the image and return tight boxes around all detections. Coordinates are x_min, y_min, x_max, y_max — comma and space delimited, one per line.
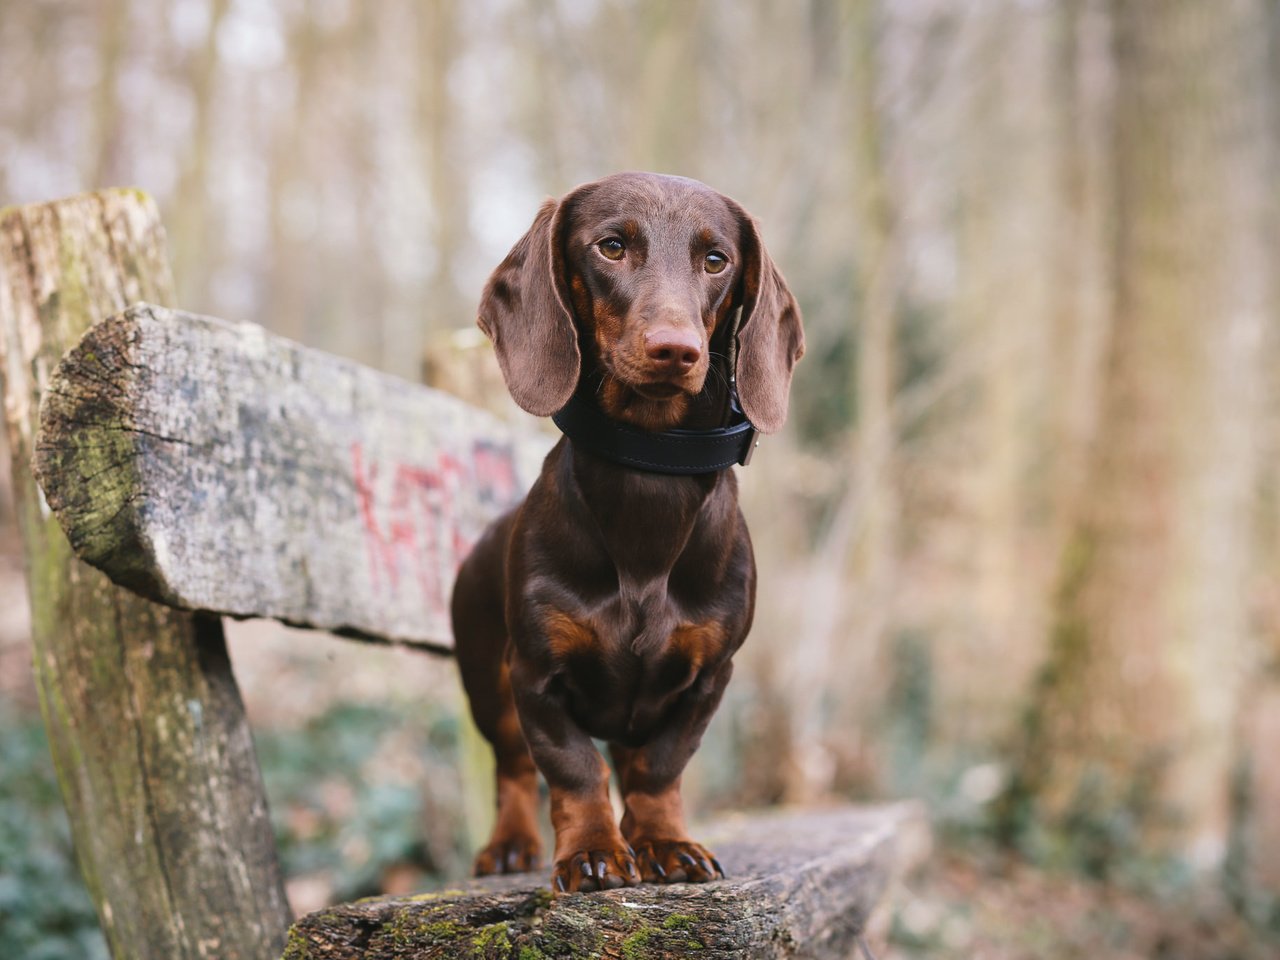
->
550, 842, 641, 893
473, 833, 542, 876
631, 838, 723, 884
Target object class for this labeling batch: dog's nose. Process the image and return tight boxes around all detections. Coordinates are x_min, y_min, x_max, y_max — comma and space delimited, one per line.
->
644, 327, 702, 374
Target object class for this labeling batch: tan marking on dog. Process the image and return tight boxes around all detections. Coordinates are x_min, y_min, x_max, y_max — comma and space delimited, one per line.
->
667, 622, 725, 672
544, 610, 598, 659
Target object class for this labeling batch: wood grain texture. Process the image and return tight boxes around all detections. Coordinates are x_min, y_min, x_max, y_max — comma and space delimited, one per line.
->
283, 804, 929, 960
34, 302, 551, 650
0, 190, 291, 960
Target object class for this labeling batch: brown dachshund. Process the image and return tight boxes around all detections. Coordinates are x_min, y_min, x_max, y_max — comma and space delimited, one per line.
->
451, 172, 803, 893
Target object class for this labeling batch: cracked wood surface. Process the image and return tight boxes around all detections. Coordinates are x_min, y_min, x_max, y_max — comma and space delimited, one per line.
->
0, 190, 290, 960
283, 804, 929, 960
34, 302, 550, 650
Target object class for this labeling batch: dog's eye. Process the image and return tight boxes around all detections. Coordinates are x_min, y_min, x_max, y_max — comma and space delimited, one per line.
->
705, 251, 728, 274
597, 238, 625, 261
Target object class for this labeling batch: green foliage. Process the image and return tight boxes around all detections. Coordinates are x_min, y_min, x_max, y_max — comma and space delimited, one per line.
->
1224, 751, 1280, 933
0, 695, 471, 956
255, 700, 468, 901
789, 285, 945, 452
789, 304, 856, 446
0, 704, 108, 960
883, 628, 935, 796
893, 299, 948, 442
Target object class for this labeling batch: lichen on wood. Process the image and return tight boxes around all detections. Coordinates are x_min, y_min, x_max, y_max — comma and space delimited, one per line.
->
0, 190, 290, 960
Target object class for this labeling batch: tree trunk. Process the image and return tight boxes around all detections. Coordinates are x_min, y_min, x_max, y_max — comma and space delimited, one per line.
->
849, 0, 899, 661
265, 9, 322, 345
780, 0, 903, 806
0, 190, 291, 960
949, 1, 1041, 744
1234, 0, 1280, 900
169, 0, 231, 311
1008, 0, 1269, 869
626, 1, 702, 174
1045, 0, 1110, 554
419, 0, 464, 338
87, 0, 128, 188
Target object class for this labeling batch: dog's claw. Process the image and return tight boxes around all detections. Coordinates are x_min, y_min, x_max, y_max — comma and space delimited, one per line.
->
474, 834, 542, 877
552, 843, 641, 893
632, 839, 721, 884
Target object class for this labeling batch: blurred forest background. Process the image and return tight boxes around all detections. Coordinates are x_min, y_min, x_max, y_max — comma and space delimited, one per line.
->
2, 0, 1280, 957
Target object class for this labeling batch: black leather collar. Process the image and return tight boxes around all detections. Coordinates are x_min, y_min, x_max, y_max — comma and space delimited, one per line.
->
552, 388, 758, 476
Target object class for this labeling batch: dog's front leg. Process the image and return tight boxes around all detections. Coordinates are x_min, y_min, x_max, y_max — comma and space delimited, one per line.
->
610, 660, 733, 884
509, 654, 641, 893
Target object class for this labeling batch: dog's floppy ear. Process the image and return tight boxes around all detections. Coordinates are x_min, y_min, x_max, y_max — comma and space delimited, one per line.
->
730, 204, 804, 434
477, 198, 581, 416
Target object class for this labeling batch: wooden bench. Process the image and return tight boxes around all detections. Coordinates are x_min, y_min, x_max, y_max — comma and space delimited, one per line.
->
0, 189, 927, 960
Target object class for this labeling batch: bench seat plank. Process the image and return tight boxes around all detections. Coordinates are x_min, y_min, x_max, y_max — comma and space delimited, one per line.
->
35, 302, 551, 651
283, 803, 928, 960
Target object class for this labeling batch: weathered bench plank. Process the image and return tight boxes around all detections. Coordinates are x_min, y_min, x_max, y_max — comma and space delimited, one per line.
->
34, 303, 551, 651
0, 191, 291, 959
283, 804, 928, 960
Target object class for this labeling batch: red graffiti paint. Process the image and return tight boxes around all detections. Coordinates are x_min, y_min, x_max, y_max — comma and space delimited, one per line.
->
352, 442, 419, 595
473, 441, 519, 504
351, 440, 523, 610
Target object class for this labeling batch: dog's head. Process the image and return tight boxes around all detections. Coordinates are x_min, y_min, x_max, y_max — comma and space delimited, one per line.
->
478, 172, 804, 434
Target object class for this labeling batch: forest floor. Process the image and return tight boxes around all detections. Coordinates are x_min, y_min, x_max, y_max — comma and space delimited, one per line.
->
886, 845, 1276, 960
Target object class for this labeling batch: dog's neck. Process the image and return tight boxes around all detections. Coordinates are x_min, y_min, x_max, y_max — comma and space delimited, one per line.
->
552, 379, 754, 476
572, 364, 731, 431
552, 329, 756, 476
557, 432, 734, 649
551, 343, 744, 652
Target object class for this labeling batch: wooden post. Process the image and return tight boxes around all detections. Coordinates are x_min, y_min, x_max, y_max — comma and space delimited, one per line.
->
0, 191, 291, 960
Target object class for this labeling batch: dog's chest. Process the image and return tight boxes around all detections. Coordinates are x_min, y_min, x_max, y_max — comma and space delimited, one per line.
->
542, 460, 741, 744
553, 599, 710, 746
